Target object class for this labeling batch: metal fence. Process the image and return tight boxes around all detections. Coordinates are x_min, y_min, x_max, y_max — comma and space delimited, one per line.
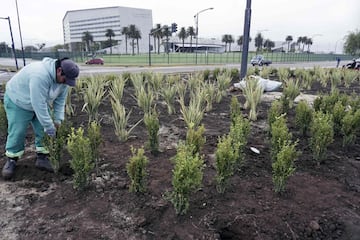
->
0, 51, 354, 66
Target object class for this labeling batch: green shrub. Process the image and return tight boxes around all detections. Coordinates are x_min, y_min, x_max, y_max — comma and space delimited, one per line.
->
170, 143, 204, 215
272, 141, 297, 193
267, 99, 283, 134
332, 101, 346, 135
67, 127, 94, 190
310, 112, 334, 164
144, 109, 160, 155
185, 124, 206, 156
126, 146, 148, 193
87, 121, 102, 173
341, 109, 360, 147
213, 68, 221, 80
215, 134, 239, 193
203, 69, 211, 80
295, 100, 313, 136
42, 120, 72, 173
270, 114, 292, 162
229, 114, 250, 169
230, 96, 242, 125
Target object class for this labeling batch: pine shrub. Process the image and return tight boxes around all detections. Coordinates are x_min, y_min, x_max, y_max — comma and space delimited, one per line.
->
126, 146, 148, 193
310, 112, 334, 164
67, 127, 94, 190
185, 124, 206, 156
270, 114, 292, 162
295, 100, 313, 136
170, 143, 204, 215
144, 110, 160, 155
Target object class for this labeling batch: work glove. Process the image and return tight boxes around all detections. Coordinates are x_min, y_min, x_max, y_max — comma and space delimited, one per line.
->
45, 128, 56, 137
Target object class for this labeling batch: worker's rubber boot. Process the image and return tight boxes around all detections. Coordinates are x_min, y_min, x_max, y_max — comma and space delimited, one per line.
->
35, 153, 54, 173
2, 157, 18, 180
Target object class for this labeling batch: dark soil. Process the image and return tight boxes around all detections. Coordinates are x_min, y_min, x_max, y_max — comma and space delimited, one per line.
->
0, 73, 360, 240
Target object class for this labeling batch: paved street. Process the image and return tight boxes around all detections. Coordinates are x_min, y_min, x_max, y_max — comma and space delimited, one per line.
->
0, 57, 338, 84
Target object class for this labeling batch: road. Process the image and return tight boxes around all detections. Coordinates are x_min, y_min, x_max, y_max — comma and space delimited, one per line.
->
0, 57, 338, 83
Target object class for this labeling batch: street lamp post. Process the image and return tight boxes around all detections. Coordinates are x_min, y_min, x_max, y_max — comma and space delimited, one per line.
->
240, 0, 252, 79
0, 16, 18, 70
15, 0, 26, 66
194, 7, 213, 64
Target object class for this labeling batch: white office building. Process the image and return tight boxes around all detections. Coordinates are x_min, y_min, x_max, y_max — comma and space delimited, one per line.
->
63, 6, 153, 53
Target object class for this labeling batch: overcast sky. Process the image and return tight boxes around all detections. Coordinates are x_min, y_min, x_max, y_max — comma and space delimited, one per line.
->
1, 0, 359, 53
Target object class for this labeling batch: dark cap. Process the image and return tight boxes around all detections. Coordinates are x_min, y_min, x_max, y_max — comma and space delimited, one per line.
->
61, 59, 79, 86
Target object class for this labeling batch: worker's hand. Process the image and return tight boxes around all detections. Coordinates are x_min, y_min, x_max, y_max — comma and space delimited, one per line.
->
45, 128, 56, 138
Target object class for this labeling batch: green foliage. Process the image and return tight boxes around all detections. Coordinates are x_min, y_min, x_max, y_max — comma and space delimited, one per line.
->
270, 114, 292, 162
170, 142, 204, 215
212, 68, 221, 80
215, 134, 239, 193
42, 120, 72, 173
67, 127, 94, 190
111, 99, 141, 142
87, 121, 102, 173
126, 146, 148, 193
229, 114, 250, 169
281, 78, 300, 111
267, 99, 283, 134
179, 92, 205, 129
295, 100, 313, 136
144, 109, 160, 155
272, 141, 297, 193
202, 69, 211, 81
341, 109, 360, 146
0, 100, 7, 135
230, 96, 242, 125
332, 101, 346, 135
343, 30, 360, 55
82, 75, 107, 123
310, 112, 334, 164
160, 81, 177, 115
241, 77, 264, 121
185, 124, 206, 156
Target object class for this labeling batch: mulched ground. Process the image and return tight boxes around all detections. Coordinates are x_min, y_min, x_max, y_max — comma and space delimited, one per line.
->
0, 72, 359, 240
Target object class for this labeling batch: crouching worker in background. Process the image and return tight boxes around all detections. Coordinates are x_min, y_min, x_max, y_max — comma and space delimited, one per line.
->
2, 57, 79, 180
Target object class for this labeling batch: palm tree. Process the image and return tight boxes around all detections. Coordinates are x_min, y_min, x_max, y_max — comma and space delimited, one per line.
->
82, 31, 93, 52
305, 38, 313, 52
178, 27, 188, 52
187, 26, 196, 52
154, 24, 162, 54
128, 24, 139, 55
263, 39, 275, 51
255, 33, 264, 52
222, 34, 234, 52
301, 36, 308, 52
285, 35, 293, 52
121, 26, 129, 54
237, 35, 252, 51
162, 25, 172, 53
134, 30, 142, 54
105, 29, 115, 54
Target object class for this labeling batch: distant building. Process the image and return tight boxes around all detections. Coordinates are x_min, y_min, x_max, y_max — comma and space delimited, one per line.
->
62, 6, 153, 53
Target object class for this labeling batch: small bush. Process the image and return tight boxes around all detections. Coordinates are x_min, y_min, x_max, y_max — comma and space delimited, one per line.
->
267, 99, 283, 134
144, 110, 160, 155
87, 121, 102, 173
229, 114, 250, 169
310, 112, 334, 164
170, 143, 204, 215
185, 124, 206, 156
230, 96, 242, 125
270, 114, 292, 162
126, 146, 148, 193
215, 134, 239, 193
272, 141, 297, 193
67, 127, 94, 190
295, 100, 313, 136
341, 109, 360, 147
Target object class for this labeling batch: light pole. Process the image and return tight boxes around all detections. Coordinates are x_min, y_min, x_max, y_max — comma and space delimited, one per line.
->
194, 7, 213, 64
0, 16, 18, 70
15, 0, 26, 66
240, 0, 252, 79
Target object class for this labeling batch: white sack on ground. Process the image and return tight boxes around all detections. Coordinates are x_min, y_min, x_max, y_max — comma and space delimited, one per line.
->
234, 75, 282, 92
